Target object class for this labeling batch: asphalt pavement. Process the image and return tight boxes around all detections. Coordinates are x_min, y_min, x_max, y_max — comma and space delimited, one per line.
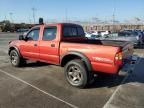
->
104, 56, 144, 108
0, 32, 143, 108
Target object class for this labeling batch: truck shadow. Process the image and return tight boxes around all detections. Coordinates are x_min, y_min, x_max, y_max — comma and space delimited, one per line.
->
87, 73, 125, 89
21, 61, 126, 89
21, 61, 49, 68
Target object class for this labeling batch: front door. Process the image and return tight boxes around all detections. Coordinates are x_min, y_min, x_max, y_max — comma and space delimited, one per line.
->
20, 28, 40, 59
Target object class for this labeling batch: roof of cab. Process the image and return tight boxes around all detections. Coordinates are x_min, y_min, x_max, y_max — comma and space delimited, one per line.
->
32, 23, 82, 29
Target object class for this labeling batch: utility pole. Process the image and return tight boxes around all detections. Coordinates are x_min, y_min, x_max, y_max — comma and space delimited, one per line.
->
112, 8, 116, 32
32, 7, 36, 24
65, 8, 68, 22
28, 16, 32, 24
9, 12, 13, 23
4, 16, 7, 21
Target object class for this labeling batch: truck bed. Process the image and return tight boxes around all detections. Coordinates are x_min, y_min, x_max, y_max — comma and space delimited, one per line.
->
62, 39, 133, 59
87, 40, 131, 48
63, 39, 132, 48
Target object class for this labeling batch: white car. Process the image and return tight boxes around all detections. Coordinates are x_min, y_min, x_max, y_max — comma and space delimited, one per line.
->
85, 32, 101, 40
91, 31, 100, 35
100, 31, 110, 36
85, 32, 92, 38
92, 30, 110, 37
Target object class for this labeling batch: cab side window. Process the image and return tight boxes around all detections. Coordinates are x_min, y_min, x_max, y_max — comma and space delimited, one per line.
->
77, 27, 85, 36
63, 26, 84, 37
63, 27, 77, 36
27, 28, 40, 41
43, 27, 57, 41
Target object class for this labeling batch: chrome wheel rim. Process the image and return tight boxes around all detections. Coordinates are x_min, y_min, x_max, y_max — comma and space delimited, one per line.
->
11, 52, 18, 65
67, 65, 82, 84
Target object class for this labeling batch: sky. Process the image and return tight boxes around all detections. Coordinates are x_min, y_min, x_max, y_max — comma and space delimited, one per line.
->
0, 0, 144, 23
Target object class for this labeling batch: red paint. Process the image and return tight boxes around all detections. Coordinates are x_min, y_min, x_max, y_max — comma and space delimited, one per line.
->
9, 23, 133, 74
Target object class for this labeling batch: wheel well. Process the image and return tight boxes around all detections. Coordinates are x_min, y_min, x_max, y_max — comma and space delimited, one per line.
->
61, 54, 93, 78
9, 47, 21, 57
8, 47, 15, 55
61, 55, 82, 67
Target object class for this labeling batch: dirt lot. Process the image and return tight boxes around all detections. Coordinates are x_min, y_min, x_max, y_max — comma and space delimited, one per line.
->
0, 32, 143, 108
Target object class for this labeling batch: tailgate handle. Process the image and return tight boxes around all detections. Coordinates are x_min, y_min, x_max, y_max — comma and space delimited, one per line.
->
51, 44, 55, 47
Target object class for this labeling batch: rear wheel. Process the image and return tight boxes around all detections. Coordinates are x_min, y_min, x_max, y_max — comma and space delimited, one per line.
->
10, 50, 26, 67
64, 59, 89, 88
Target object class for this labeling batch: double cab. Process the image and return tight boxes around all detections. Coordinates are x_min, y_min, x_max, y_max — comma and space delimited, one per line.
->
8, 23, 133, 88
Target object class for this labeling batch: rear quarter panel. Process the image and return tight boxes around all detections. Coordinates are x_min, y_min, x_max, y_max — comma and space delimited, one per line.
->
60, 42, 120, 74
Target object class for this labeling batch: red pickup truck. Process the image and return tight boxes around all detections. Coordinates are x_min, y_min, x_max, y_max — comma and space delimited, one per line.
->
8, 23, 133, 88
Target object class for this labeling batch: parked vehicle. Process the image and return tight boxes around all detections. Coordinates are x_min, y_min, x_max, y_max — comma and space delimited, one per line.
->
142, 32, 144, 43
138, 32, 144, 45
85, 32, 101, 40
92, 30, 110, 37
17, 28, 29, 33
8, 23, 133, 88
100, 30, 111, 36
91, 31, 100, 35
89, 34, 101, 40
125, 31, 144, 45
105, 32, 140, 47
123, 29, 134, 32
85, 32, 93, 38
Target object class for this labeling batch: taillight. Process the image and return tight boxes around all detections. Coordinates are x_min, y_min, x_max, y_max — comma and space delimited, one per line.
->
115, 52, 122, 65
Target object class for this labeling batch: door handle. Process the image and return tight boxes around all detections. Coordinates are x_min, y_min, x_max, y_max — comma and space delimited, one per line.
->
34, 43, 37, 46
51, 44, 55, 47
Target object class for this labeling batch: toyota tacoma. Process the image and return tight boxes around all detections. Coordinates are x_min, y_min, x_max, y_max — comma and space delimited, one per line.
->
8, 23, 133, 88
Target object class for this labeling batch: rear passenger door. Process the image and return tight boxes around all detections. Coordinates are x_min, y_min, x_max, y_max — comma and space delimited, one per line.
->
39, 26, 59, 64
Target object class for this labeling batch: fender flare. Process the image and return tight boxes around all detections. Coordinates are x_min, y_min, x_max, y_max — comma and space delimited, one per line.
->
8, 46, 21, 57
61, 51, 92, 72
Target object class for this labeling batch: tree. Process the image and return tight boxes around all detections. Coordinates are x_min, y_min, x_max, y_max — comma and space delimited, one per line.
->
0, 20, 15, 32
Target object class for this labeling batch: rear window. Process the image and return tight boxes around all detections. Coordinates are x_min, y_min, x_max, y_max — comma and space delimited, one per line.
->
63, 26, 84, 37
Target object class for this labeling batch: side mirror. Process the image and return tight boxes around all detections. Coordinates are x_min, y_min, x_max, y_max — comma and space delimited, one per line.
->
25, 36, 33, 41
19, 35, 24, 40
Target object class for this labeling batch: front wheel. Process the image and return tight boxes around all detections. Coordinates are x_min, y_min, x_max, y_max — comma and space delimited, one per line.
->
10, 50, 25, 67
64, 59, 88, 88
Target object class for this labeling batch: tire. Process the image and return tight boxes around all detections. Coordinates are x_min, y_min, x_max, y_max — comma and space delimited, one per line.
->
10, 50, 25, 67
64, 59, 89, 88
